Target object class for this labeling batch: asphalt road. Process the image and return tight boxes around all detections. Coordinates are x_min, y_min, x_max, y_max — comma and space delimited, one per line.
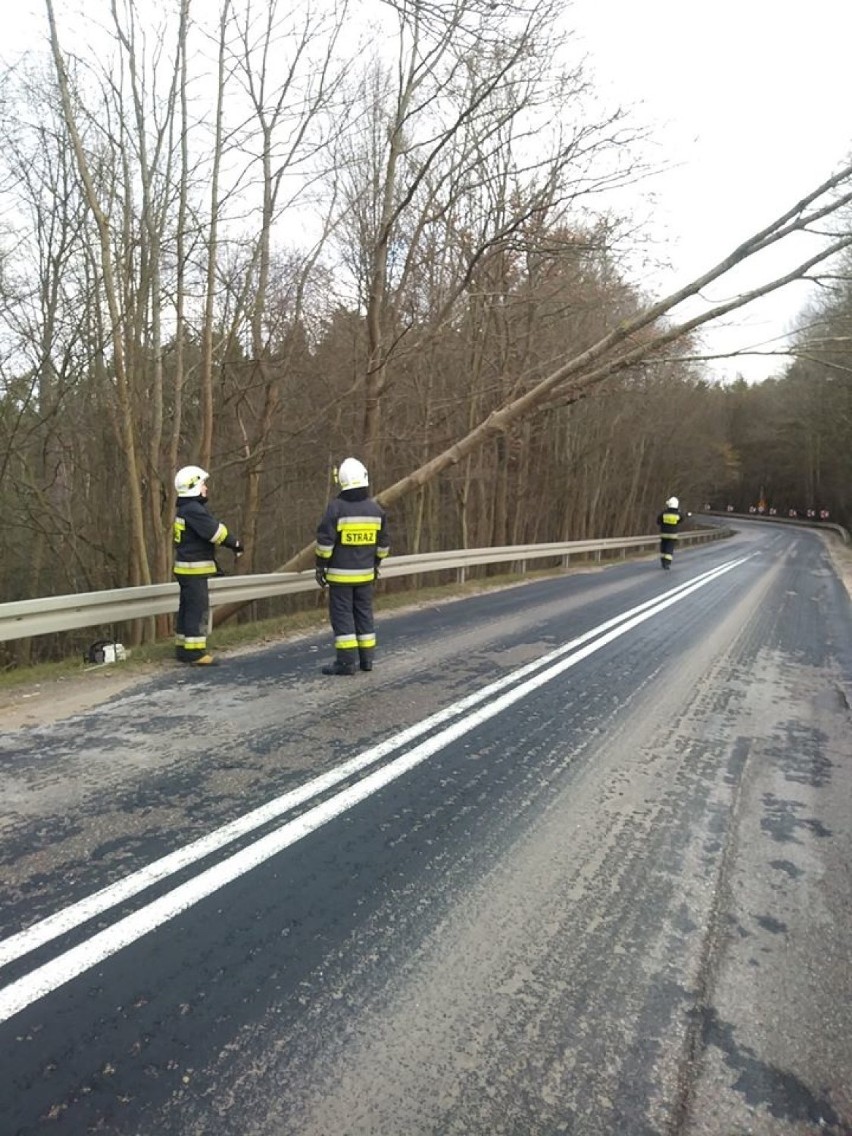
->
1, 521, 850, 1136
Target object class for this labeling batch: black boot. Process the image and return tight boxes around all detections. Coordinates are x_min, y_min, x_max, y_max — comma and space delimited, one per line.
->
359, 648, 374, 672
321, 661, 355, 676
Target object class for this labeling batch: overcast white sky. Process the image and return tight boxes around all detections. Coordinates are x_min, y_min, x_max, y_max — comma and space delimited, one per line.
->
569, 0, 852, 382
4, 0, 851, 385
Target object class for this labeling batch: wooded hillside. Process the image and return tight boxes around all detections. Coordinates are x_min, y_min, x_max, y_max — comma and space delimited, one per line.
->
1, 0, 850, 665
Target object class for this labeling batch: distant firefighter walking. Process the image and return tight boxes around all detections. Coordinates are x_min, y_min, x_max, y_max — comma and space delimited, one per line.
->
315, 458, 390, 676
657, 496, 686, 570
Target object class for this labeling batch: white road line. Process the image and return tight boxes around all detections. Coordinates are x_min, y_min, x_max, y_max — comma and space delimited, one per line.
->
0, 555, 749, 1023
0, 559, 745, 971
0, 560, 737, 970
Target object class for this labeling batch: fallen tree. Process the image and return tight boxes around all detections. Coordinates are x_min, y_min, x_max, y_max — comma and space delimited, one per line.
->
214, 160, 852, 623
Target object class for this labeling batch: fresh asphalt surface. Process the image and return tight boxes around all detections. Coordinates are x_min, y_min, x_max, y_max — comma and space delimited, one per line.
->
1, 520, 850, 1135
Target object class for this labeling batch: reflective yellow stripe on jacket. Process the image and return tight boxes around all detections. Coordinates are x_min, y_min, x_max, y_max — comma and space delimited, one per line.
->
326, 566, 378, 584
174, 560, 218, 575
174, 517, 228, 544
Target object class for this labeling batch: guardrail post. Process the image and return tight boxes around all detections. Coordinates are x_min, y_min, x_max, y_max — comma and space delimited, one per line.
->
457, 566, 466, 585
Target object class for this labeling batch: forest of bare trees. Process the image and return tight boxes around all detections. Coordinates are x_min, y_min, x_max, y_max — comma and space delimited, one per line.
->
705, 244, 852, 521
1, 0, 850, 665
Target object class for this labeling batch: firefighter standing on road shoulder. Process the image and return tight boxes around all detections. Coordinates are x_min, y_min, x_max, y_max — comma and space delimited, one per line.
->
315, 457, 390, 676
657, 495, 686, 570
173, 465, 244, 665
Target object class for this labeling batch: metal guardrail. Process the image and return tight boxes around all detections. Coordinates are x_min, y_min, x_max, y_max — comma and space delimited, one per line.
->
703, 510, 850, 544
0, 528, 729, 643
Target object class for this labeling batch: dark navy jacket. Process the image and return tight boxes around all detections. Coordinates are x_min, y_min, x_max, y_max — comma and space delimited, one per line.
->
657, 508, 685, 536
174, 497, 239, 576
316, 489, 390, 585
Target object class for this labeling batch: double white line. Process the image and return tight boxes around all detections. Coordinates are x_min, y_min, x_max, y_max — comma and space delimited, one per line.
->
0, 555, 749, 1023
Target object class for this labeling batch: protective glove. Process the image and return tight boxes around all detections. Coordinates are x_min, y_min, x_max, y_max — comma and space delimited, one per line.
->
315, 566, 327, 588
373, 563, 381, 581
233, 539, 244, 558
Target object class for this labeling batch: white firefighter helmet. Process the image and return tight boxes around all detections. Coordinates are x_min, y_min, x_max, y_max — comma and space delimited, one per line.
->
666, 496, 679, 509
174, 465, 209, 497
337, 457, 369, 490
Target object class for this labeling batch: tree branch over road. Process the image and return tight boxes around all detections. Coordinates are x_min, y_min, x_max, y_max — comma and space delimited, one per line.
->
258, 162, 852, 575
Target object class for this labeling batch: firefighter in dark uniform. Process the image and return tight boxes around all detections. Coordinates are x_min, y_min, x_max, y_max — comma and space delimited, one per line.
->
173, 465, 243, 664
315, 457, 390, 675
657, 495, 685, 570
